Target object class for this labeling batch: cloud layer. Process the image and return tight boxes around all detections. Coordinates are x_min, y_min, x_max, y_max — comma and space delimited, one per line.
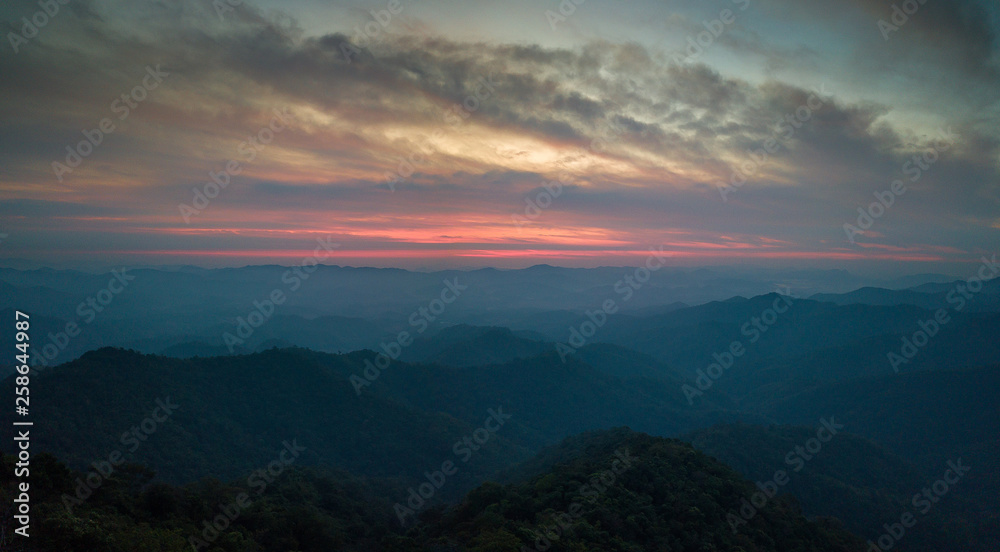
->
0, 0, 997, 273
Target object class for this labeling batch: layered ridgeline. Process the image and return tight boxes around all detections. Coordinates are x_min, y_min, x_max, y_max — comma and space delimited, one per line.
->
0, 346, 742, 491
3, 264, 996, 372
686, 424, 998, 552
397, 429, 866, 551
3, 345, 998, 550
755, 364, 1000, 550
0, 347, 532, 503
0, 429, 868, 552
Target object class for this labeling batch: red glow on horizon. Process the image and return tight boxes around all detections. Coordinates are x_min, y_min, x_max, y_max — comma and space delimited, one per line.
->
95, 247, 946, 263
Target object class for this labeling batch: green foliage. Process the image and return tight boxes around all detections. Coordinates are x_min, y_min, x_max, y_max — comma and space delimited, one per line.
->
406, 429, 867, 552
687, 423, 999, 552
2, 430, 870, 551
0, 453, 399, 552
0, 347, 529, 503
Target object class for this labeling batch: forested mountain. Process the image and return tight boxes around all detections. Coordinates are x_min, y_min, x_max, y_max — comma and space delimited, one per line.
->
3, 343, 996, 550
1, 430, 869, 552
5, 0, 998, 547
687, 424, 998, 552
0, 348, 530, 501
2, 265, 997, 551
0, 347, 737, 487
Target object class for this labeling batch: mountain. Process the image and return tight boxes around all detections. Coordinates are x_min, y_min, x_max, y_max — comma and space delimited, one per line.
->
747, 364, 1000, 550
400, 428, 866, 551
0, 452, 401, 552
698, 312, 1000, 405
809, 279, 1000, 313
759, 365, 1000, 511
0, 347, 531, 501
347, 348, 750, 449
400, 325, 684, 381
2, 429, 869, 552
2, 346, 753, 479
686, 424, 997, 552
400, 325, 552, 367
599, 294, 939, 368
572, 342, 685, 381
591, 294, 1000, 403
2, 266, 997, 552
810, 286, 950, 309
0, 265, 964, 367
157, 340, 234, 358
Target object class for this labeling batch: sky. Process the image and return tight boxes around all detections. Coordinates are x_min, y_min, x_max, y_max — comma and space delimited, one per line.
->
0, 0, 998, 275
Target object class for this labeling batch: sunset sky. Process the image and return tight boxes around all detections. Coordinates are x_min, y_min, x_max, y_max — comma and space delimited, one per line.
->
1, 0, 998, 274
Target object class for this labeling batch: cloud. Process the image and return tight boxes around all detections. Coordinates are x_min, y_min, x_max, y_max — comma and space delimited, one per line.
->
0, 0, 996, 270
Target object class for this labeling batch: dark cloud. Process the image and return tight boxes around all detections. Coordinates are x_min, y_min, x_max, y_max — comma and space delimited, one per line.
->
0, 0, 997, 269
